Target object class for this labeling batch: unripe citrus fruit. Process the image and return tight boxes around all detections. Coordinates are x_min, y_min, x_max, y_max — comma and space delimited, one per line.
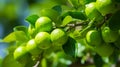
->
26, 39, 42, 55
13, 46, 28, 60
86, 30, 102, 46
96, 0, 116, 16
102, 26, 119, 43
85, 2, 103, 22
35, 16, 53, 32
51, 28, 68, 46
35, 32, 51, 49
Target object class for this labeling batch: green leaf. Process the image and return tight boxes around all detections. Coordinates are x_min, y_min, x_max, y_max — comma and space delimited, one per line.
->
13, 26, 27, 33
52, 5, 62, 14
13, 26, 29, 41
25, 14, 39, 26
69, 11, 87, 20
62, 15, 73, 26
3, 32, 16, 43
14, 31, 29, 42
41, 58, 47, 67
3, 31, 29, 43
62, 37, 76, 57
109, 10, 120, 31
93, 54, 104, 67
62, 11, 87, 20
2, 54, 24, 67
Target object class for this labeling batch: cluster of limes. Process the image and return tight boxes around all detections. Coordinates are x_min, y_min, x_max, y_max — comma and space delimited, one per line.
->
13, 16, 68, 61
85, 0, 119, 23
84, 0, 120, 57
85, 27, 119, 57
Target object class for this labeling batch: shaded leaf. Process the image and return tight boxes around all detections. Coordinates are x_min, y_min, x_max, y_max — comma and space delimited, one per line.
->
93, 54, 104, 67
62, 37, 76, 57
62, 11, 87, 20
52, 5, 62, 14
109, 10, 120, 31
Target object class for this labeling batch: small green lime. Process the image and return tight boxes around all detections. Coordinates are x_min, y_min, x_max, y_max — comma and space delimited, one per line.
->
85, 2, 103, 22
102, 26, 119, 43
35, 32, 52, 49
26, 39, 42, 55
96, 0, 116, 16
13, 46, 28, 60
86, 30, 102, 46
35, 17, 53, 32
51, 29, 68, 46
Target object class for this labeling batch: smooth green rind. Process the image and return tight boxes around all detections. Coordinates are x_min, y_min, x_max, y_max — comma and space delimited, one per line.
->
35, 17, 53, 32
51, 29, 68, 46
35, 32, 51, 49
86, 30, 102, 46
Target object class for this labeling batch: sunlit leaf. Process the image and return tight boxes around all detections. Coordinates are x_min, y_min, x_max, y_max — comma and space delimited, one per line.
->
62, 15, 73, 26
41, 58, 47, 67
2, 54, 23, 67
14, 31, 29, 42
3, 32, 16, 43
25, 15, 39, 26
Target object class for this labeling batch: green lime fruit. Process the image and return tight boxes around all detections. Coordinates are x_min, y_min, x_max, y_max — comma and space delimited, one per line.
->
86, 30, 102, 46
26, 39, 42, 56
35, 32, 51, 49
102, 26, 119, 43
94, 43, 114, 57
85, 2, 103, 22
13, 46, 28, 60
35, 16, 53, 32
51, 28, 68, 46
13, 46, 29, 64
96, 0, 116, 16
